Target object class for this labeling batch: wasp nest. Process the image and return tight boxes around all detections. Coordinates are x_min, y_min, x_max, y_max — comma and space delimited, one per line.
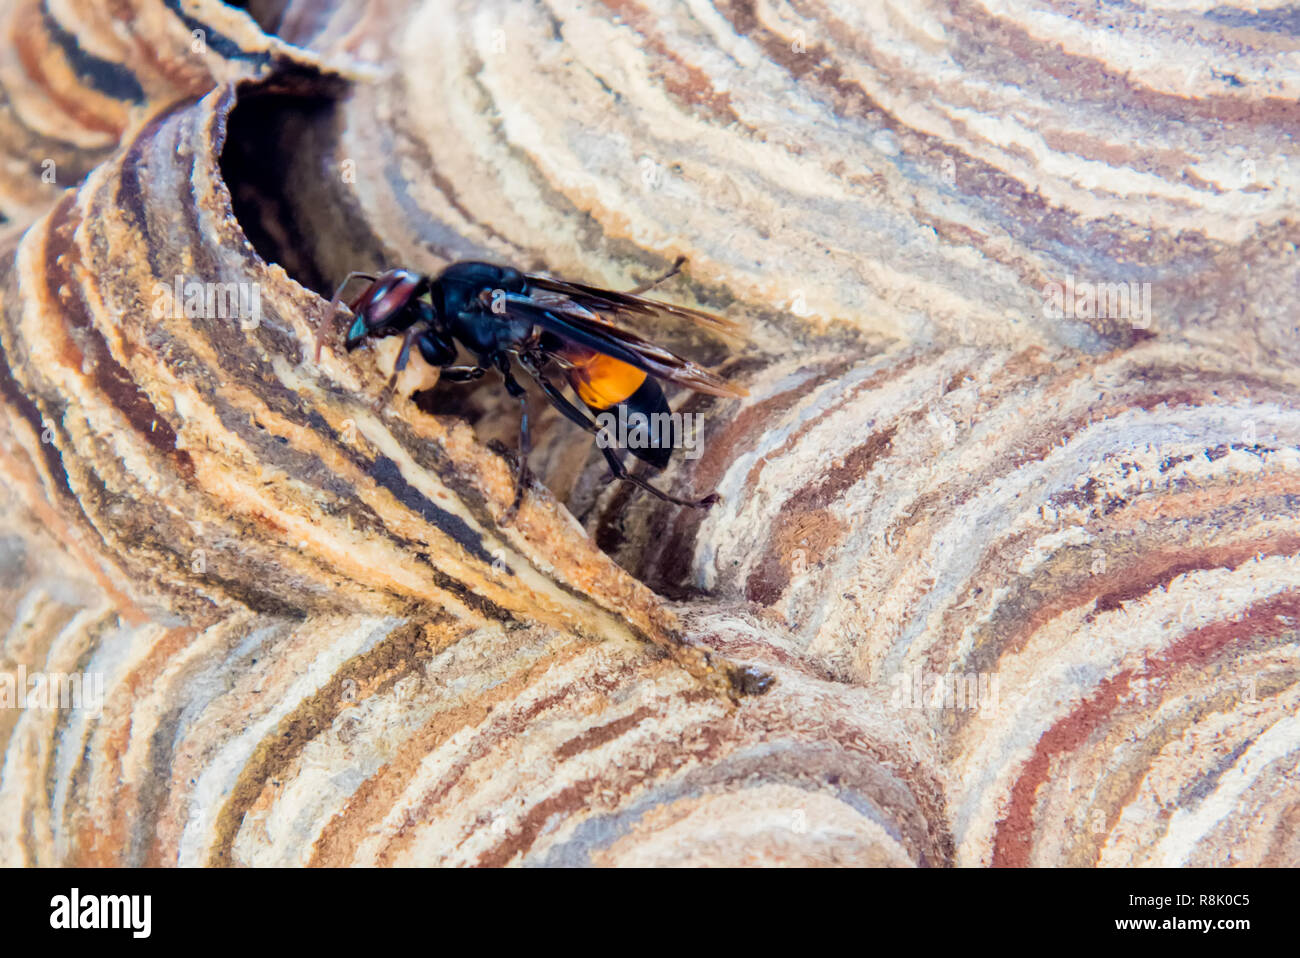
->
1, 0, 1297, 866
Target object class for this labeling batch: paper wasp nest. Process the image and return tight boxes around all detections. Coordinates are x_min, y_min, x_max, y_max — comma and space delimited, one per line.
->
0, 0, 1297, 866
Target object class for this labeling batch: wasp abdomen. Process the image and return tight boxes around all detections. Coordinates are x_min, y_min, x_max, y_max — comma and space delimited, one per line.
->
565, 349, 648, 410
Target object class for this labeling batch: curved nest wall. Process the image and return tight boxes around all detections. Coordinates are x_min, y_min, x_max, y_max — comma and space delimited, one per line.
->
0, 0, 1297, 866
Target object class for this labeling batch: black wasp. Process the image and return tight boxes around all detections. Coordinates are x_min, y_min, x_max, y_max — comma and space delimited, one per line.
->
328, 257, 746, 515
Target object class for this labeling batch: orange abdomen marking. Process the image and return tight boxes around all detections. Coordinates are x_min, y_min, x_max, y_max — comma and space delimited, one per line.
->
563, 349, 648, 410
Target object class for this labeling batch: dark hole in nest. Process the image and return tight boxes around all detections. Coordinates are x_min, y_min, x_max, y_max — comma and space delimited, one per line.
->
217, 85, 529, 458
219, 89, 384, 300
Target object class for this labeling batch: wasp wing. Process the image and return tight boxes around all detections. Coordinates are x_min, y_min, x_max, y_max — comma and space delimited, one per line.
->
497, 291, 747, 399
525, 273, 745, 337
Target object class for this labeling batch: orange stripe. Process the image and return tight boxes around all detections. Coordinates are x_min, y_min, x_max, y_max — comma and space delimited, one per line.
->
561, 348, 647, 409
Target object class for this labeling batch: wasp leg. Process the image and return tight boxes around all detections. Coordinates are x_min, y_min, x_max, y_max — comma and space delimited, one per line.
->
393, 323, 427, 373
438, 366, 486, 383
519, 358, 719, 509
373, 322, 428, 410
318, 271, 377, 362
625, 255, 686, 295
495, 355, 533, 522
596, 435, 719, 509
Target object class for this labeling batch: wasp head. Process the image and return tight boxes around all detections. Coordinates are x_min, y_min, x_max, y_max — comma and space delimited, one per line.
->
342, 269, 429, 351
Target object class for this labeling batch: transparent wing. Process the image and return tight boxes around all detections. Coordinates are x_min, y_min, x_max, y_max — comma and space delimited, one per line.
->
497, 291, 747, 399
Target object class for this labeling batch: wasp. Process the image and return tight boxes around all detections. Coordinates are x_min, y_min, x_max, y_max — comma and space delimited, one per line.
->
328, 258, 746, 515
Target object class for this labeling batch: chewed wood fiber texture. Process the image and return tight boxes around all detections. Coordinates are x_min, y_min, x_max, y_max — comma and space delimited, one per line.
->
0, 0, 1297, 866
